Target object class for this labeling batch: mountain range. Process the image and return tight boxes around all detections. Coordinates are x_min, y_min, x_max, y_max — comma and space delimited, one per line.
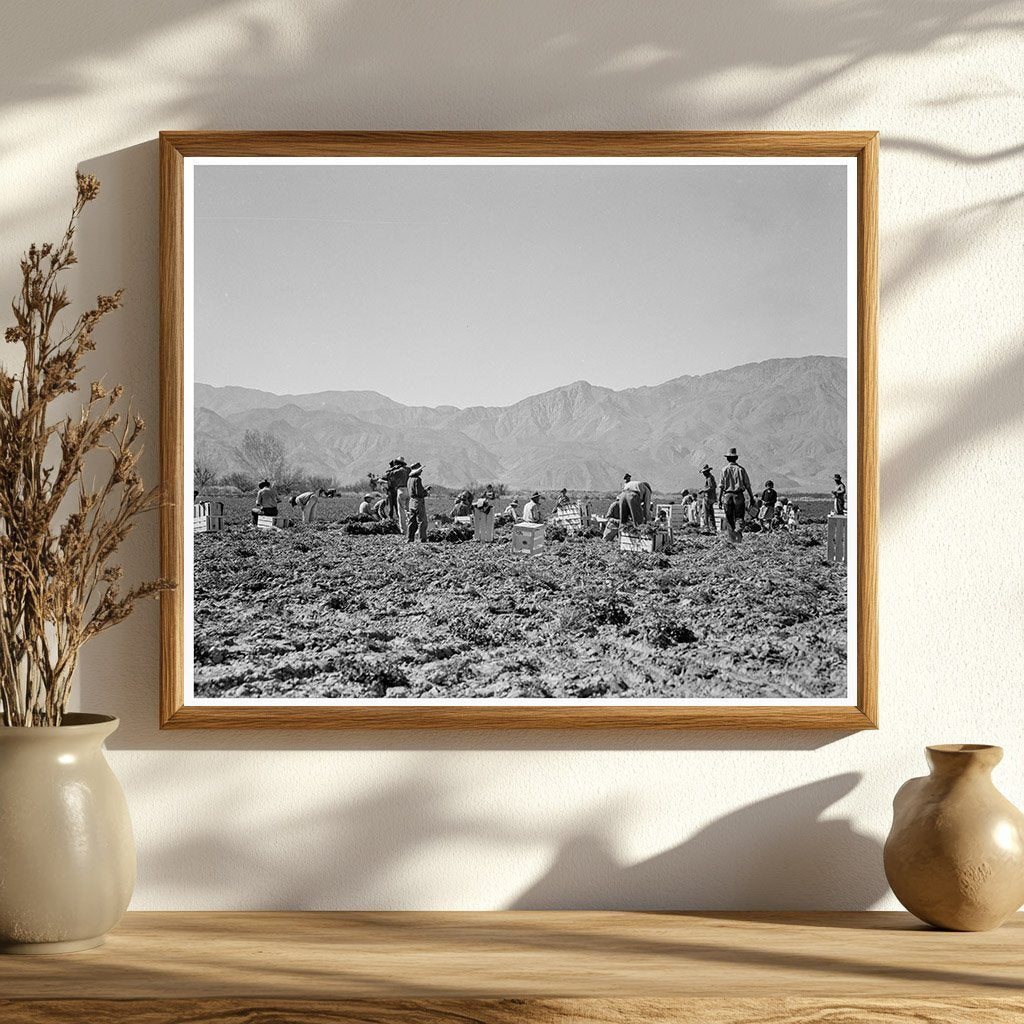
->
194, 355, 847, 492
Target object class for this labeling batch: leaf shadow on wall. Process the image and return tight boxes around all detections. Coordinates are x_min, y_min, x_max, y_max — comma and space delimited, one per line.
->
129, 759, 886, 911
510, 773, 887, 910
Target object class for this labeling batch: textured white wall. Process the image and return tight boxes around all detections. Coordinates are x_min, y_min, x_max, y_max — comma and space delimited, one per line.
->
2, 0, 1022, 910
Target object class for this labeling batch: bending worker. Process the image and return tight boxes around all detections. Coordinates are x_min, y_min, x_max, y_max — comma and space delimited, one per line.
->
618, 478, 653, 526
289, 490, 319, 524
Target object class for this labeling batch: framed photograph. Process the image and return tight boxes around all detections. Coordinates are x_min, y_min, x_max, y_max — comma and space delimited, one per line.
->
160, 131, 877, 729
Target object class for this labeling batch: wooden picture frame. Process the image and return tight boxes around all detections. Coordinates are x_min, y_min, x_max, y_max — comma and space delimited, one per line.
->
160, 131, 878, 730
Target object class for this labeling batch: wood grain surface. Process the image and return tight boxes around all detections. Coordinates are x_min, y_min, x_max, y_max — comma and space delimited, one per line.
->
4, 997, 1024, 1024
159, 130, 879, 731
1, 911, 1021, 995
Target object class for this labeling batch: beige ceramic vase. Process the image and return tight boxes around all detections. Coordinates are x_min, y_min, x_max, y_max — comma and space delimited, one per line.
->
0, 714, 135, 953
884, 744, 1024, 931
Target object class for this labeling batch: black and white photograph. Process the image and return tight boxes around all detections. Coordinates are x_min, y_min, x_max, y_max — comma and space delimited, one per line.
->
183, 153, 859, 708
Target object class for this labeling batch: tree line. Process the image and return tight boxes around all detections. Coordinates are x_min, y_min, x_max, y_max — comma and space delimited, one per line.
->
194, 429, 507, 497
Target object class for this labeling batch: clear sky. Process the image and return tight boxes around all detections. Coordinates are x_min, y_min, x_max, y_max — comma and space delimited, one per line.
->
193, 160, 848, 408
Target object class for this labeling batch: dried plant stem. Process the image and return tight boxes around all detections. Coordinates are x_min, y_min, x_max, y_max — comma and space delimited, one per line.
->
0, 174, 172, 726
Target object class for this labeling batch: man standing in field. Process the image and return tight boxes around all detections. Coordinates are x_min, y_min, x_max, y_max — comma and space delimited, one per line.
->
698, 464, 717, 535
718, 448, 755, 537
759, 479, 778, 531
832, 474, 847, 515
384, 459, 405, 519
406, 465, 430, 543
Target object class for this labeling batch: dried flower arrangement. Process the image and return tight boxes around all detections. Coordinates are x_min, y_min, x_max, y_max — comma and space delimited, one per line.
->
0, 174, 170, 726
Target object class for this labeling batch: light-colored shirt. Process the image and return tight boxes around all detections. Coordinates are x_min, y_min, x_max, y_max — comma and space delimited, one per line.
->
358, 500, 371, 515
522, 500, 543, 523
620, 481, 653, 521
504, 504, 519, 520
719, 463, 752, 496
294, 491, 316, 507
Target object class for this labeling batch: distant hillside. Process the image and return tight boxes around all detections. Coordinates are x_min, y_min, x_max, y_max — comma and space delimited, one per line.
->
194, 356, 847, 492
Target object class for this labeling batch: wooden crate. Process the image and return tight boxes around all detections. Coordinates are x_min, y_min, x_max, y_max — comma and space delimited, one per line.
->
511, 522, 546, 555
655, 503, 686, 536
827, 514, 848, 564
256, 515, 292, 530
619, 528, 669, 554
551, 501, 591, 533
472, 508, 495, 542
193, 501, 224, 518
193, 515, 224, 534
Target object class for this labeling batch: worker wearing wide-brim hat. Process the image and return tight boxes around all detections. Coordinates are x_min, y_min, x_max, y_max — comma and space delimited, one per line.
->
358, 493, 375, 516
405, 464, 429, 543
718, 447, 755, 537
522, 492, 545, 524
697, 463, 717, 534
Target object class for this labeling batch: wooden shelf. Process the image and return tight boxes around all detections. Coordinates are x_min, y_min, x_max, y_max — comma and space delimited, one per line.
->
1, 911, 1022, 1022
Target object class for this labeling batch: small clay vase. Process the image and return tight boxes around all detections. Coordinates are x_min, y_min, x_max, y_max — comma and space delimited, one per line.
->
884, 744, 1024, 931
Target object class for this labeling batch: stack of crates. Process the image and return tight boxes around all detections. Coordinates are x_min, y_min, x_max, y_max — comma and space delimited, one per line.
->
472, 507, 495, 542
193, 501, 224, 534
551, 500, 591, 534
511, 522, 546, 555
827, 514, 848, 564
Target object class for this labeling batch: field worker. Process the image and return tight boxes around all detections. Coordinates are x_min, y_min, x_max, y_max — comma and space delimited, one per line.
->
502, 498, 520, 522
554, 488, 572, 511
774, 497, 789, 530
602, 501, 621, 541
251, 478, 279, 526
760, 480, 778, 530
383, 459, 404, 519
832, 474, 847, 515
699, 464, 717, 534
522, 492, 545, 523
406, 465, 430, 543
372, 495, 389, 520
718, 447, 755, 536
484, 484, 496, 500
618, 479, 653, 526
358, 493, 374, 516
450, 490, 473, 517
787, 503, 801, 532
290, 490, 319, 524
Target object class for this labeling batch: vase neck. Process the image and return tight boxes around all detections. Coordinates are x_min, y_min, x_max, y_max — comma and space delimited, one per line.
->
926, 743, 1002, 780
